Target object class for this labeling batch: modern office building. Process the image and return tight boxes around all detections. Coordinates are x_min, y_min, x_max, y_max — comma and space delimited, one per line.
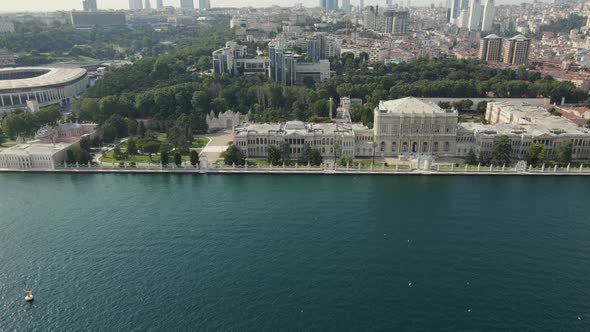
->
384, 10, 410, 35
129, 0, 143, 10
480, 0, 495, 31
502, 34, 531, 65
269, 45, 296, 85
467, 0, 482, 30
341, 0, 351, 13
320, 0, 339, 11
82, 0, 98, 11
180, 0, 194, 10
448, 0, 460, 22
306, 34, 341, 62
156, 0, 164, 10
478, 34, 502, 62
144, 0, 151, 10
363, 5, 384, 31
294, 60, 331, 85
212, 41, 269, 76
199, 0, 211, 10
70, 11, 127, 28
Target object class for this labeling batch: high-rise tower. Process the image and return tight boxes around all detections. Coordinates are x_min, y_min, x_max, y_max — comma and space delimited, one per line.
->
129, 0, 143, 10
481, 0, 495, 32
502, 34, 531, 65
180, 0, 194, 9
82, 0, 98, 11
479, 34, 502, 62
467, 0, 482, 31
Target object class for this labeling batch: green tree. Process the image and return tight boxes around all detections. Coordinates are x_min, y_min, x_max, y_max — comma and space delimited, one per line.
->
79, 136, 92, 151
78, 150, 90, 165
525, 143, 545, 166
127, 138, 138, 155
476, 101, 488, 113
224, 144, 245, 166
127, 118, 138, 136
280, 142, 291, 163
267, 145, 282, 165
309, 148, 322, 166
66, 149, 76, 165
161, 150, 169, 166
189, 150, 199, 166
174, 152, 182, 166
491, 135, 512, 166
138, 121, 146, 136
465, 149, 478, 165
555, 141, 573, 166
140, 140, 160, 160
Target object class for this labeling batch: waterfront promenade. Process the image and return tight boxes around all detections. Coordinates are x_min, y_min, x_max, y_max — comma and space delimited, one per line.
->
2, 163, 590, 176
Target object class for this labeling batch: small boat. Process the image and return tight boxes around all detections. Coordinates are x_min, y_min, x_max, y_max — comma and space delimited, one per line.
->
24, 288, 34, 302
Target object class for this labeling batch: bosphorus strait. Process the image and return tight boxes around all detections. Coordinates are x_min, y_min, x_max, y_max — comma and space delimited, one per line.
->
1, 174, 590, 331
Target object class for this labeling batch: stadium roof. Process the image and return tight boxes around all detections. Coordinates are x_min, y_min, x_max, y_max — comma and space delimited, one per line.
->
0, 67, 87, 91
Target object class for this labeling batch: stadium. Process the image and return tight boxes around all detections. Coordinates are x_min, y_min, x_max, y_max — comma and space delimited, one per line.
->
0, 67, 89, 111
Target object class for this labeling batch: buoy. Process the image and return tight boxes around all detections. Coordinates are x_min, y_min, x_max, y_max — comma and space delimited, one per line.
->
578, 316, 581, 320
24, 288, 33, 302
408, 282, 412, 286
468, 309, 471, 313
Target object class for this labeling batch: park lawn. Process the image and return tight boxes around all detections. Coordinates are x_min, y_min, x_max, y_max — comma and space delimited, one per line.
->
100, 150, 195, 164
353, 159, 385, 168
154, 135, 208, 148
192, 137, 209, 148
246, 159, 270, 167
1, 140, 17, 148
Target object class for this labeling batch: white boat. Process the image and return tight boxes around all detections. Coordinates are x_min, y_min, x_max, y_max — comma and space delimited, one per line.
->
24, 288, 33, 302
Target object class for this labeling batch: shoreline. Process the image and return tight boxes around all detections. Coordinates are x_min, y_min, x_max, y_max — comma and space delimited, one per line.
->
1, 167, 590, 176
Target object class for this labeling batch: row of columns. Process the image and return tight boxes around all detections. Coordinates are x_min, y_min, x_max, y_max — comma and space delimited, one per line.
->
0, 88, 65, 107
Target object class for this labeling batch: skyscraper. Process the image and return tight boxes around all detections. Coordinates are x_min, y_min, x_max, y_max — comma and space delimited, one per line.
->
481, 0, 495, 32
360, 0, 364, 12
478, 34, 502, 62
156, 0, 164, 10
467, 0, 482, 31
129, 0, 143, 10
384, 10, 409, 35
199, 0, 211, 9
502, 34, 531, 65
320, 0, 338, 11
180, 0, 194, 9
449, 0, 460, 23
144, 0, 151, 9
82, 0, 98, 11
342, 0, 351, 13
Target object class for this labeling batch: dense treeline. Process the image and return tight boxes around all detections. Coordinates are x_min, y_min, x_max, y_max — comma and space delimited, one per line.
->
0, 17, 231, 59
539, 14, 587, 34
1, 106, 62, 138
76, 45, 589, 134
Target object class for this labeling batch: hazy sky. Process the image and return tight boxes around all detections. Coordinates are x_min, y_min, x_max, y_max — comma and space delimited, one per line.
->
2, 0, 532, 12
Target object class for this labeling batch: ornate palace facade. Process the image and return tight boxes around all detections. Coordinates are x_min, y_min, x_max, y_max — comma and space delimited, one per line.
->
233, 97, 590, 162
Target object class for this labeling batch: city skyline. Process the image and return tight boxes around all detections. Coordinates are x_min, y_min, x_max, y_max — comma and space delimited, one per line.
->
0, 0, 547, 12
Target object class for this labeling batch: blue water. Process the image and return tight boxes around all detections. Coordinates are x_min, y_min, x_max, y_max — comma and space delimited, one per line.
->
1, 174, 590, 331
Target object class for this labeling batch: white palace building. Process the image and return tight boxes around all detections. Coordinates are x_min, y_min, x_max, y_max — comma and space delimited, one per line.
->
234, 97, 590, 162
